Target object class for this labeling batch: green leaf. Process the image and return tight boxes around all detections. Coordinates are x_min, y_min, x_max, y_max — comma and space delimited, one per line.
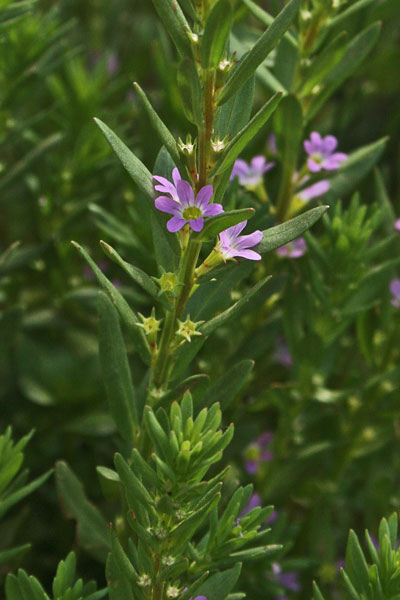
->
297, 31, 348, 97
0, 544, 31, 568
114, 453, 154, 515
305, 22, 381, 121
97, 292, 138, 443
55, 461, 110, 563
106, 553, 135, 600
177, 58, 203, 126
312, 581, 326, 600
5, 571, 48, 600
323, 137, 388, 202
345, 530, 370, 596
342, 258, 400, 316
201, 0, 232, 68
241, 0, 298, 48
71, 241, 151, 365
257, 206, 328, 254
0, 469, 53, 520
170, 493, 220, 553
195, 563, 242, 600
151, 0, 191, 56
212, 92, 282, 176
200, 360, 254, 410
340, 568, 361, 600
274, 95, 303, 220
327, 0, 377, 32
94, 118, 154, 202
214, 76, 255, 139
133, 82, 182, 167
218, 0, 301, 105
171, 276, 272, 378
99, 240, 160, 301
193, 208, 255, 241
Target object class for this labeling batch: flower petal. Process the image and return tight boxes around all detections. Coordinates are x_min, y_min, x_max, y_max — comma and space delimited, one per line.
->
203, 203, 223, 216
172, 167, 182, 188
235, 248, 262, 260
307, 158, 322, 172
196, 184, 214, 207
177, 179, 194, 207
189, 217, 204, 232
250, 155, 267, 172
167, 216, 186, 232
235, 230, 263, 250
155, 196, 181, 215
322, 135, 338, 154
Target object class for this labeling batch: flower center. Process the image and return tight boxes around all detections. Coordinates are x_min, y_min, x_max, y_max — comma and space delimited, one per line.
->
182, 206, 202, 220
311, 152, 323, 164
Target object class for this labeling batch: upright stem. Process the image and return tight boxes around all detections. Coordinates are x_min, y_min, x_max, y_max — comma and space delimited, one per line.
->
198, 70, 215, 188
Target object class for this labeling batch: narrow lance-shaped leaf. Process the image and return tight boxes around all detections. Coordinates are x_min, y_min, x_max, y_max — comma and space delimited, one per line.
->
94, 118, 154, 202
71, 241, 151, 365
133, 82, 183, 167
200, 359, 254, 411
305, 22, 381, 122
0, 469, 53, 520
55, 461, 110, 563
192, 564, 242, 600
99, 240, 160, 301
218, 0, 301, 105
241, 0, 298, 48
345, 530, 370, 596
201, 0, 232, 69
151, 0, 191, 56
193, 208, 255, 241
257, 206, 328, 254
327, 0, 377, 33
214, 75, 255, 139
212, 92, 282, 176
97, 292, 138, 443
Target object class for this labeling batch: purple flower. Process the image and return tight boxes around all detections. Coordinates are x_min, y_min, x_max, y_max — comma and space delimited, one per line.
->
155, 178, 223, 233
240, 493, 262, 518
272, 563, 301, 593
230, 156, 274, 187
395, 219, 400, 232
276, 237, 307, 259
218, 221, 263, 261
390, 279, 400, 308
244, 432, 274, 475
153, 168, 182, 202
273, 336, 292, 368
304, 132, 347, 172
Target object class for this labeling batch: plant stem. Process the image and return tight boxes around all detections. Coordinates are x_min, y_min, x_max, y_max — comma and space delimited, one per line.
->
198, 70, 215, 188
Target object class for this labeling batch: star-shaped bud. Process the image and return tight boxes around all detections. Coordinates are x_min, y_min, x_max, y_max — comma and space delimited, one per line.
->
136, 309, 162, 346
155, 271, 181, 297
176, 316, 203, 344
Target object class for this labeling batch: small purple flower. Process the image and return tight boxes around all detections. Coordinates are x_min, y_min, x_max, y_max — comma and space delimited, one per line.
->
390, 279, 400, 308
272, 563, 301, 593
240, 493, 262, 518
218, 221, 263, 261
244, 432, 274, 475
273, 336, 292, 368
230, 156, 274, 187
155, 178, 223, 233
304, 132, 347, 172
276, 237, 307, 259
153, 168, 182, 202
395, 219, 400, 232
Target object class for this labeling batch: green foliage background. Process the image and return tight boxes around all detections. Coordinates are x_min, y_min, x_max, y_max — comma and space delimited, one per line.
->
1, 0, 400, 598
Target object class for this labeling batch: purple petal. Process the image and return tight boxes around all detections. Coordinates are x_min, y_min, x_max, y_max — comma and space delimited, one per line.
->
235, 249, 262, 260
245, 460, 259, 474
196, 184, 214, 207
323, 152, 347, 170
225, 221, 248, 239
310, 131, 323, 151
322, 135, 338, 154
299, 180, 330, 201
258, 432, 273, 446
172, 168, 181, 188
395, 219, 400, 232
230, 159, 249, 180
189, 217, 204, 232
177, 179, 194, 207
155, 196, 181, 215
307, 158, 322, 172
304, 140, 314, 156
203, 203, 223, 216
251, 155, 267, 173
260, 450, 274, 461
390, 279, 400, 298
167, 216, 186, 232
236, 230, 263, 250
153, 176, 178, 198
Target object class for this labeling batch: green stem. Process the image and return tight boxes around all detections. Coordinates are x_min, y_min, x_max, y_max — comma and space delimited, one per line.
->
198, 70, 215, 188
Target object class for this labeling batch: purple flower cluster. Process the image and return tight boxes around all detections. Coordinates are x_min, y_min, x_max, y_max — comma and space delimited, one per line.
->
304, 132, 347, 172
239, 493, 278, 524
272, 563, 301, 598
153, 170, 263, 262
244, 432, 274, 475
